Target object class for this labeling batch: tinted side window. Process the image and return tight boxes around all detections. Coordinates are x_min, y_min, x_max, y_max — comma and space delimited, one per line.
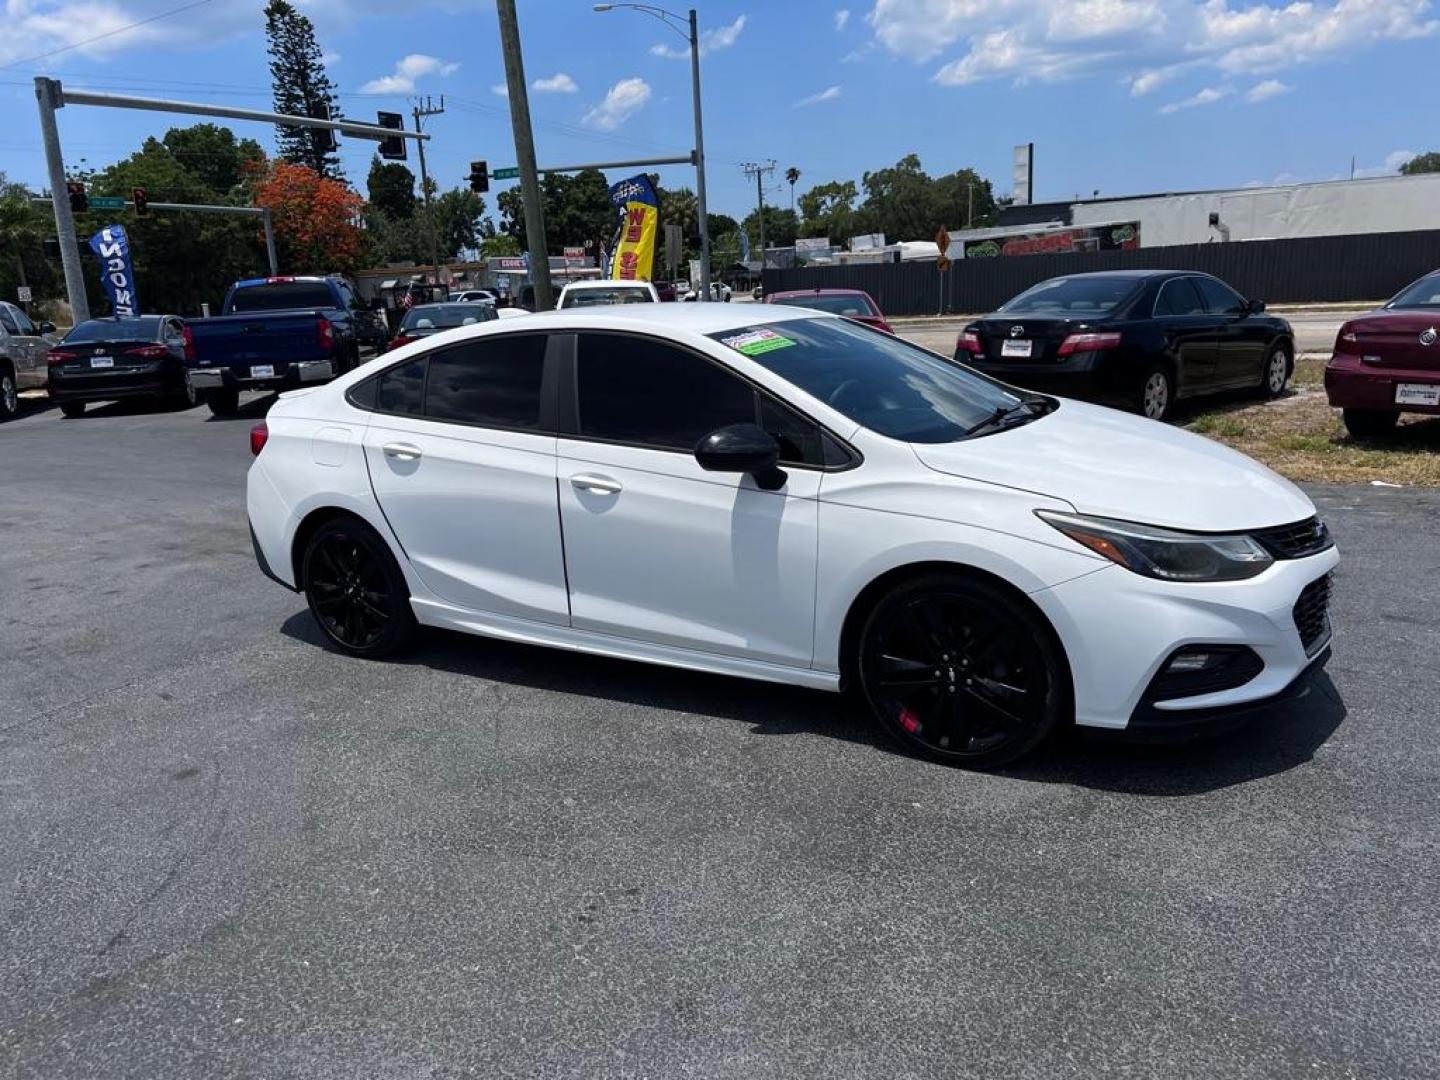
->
760, 395, 826, 467
1193, 277, 1245, 315
424, 335, 547, 430
576, 333, 756, 450
1154, 279, 1206, 317
0, 307, 16, 334
377, 356, 426, 415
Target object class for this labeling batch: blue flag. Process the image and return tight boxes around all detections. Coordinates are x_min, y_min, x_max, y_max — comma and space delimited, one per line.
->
88, 224, 140, 317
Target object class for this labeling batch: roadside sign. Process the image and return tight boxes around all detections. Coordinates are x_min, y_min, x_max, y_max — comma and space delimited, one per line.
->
88, 196, 126, 210
17, 286, 32, 302
934, 226, 950, 255
936, 255, 952, 272
492, 166, 521, 180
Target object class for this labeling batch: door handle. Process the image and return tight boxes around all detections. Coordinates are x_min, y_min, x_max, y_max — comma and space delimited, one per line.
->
570, 473, 622, 495
382, 442, 423, 462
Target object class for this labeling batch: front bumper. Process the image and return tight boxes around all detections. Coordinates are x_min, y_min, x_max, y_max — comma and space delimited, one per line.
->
1031, 547, 1340, 730
1324, 353, 1440, 414
191, 359, 334, 392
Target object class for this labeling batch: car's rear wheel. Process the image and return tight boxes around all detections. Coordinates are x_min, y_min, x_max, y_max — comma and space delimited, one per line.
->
857, 574, 1065, 769
1137, 364, 1174, 421
59, 401, 86, 418
0, 368, 17, 421
206, 388, 239, 416
1262, 345, 1291, 397
1343, 407, 1400, 439
301, 516, 417, 659
168, 371, 197, 410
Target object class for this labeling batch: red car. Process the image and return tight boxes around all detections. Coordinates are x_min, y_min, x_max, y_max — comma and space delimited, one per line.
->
1326, 271, 1440, 436
764, 288, 893, 333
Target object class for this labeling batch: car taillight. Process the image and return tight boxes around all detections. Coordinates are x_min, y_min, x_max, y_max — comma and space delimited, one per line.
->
181, 324, 195, 361
387, 334, 414, 351
250, 421, 268, 457
1057, 331, 1123, 357
959, 331, 984, 355
46, 350, 79, 365
131, 344, 169, 359
317, 318, 334, 350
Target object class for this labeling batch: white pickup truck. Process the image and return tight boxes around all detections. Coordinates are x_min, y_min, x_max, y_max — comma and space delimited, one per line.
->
0, 301, 58, 421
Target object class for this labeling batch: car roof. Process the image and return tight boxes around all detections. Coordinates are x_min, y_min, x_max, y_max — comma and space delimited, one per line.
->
767, 288, 870, 298
497, 300, 828, 335
562, 279, 654, 289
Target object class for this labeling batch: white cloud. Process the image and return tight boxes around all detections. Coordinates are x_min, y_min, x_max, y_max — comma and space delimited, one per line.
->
651, 14, 746, 58
867, 0, 1439, 91
320, 50, 341, 67
1246, 78, 1291, 103
1354, 149, 1418, 178
532, 72, 578, 93
582, 77, 652, 130
361, 53, 461, 94
491, 84, 509, 98
795, 84, 842, 107
835, 8, 850, 31
1159, 84, 1232, 113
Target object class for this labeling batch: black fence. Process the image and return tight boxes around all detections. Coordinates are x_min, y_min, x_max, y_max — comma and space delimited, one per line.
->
761, 229, 1440, 316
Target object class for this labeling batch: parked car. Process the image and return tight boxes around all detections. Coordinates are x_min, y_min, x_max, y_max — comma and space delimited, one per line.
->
387, 302, 498, 351
46, 315, 196, 417
683, 282, 732, 302
189, 276, 362, 417
247, 304, 1337, 770
557, 280, 659, 308
765, 288, 893, 333
956, 270, 1294, 421
0, 301, 57, 421
449, 289, 499, 304
655, 281, 678, 303
752, 285, 764, 300
1324, 270, 1440, 437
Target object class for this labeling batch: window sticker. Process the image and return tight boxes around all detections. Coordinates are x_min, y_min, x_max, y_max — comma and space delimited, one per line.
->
719, 328, 797, 357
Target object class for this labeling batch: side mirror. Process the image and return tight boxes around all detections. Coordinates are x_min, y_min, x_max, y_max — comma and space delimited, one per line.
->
1246, 298, 1265, 314
694, 423, 786, 490
39, 321, 56, 334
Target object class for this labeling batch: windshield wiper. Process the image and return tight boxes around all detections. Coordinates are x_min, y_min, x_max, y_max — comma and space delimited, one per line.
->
962, 399, 1047, 438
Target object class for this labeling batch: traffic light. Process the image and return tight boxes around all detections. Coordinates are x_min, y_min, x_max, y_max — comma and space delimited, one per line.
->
469, 161, 489, 194
377, 111, 406, 161
66, 181, 87, 214
43, 237, 60, 259
132, 187, 149, 217
309, 102, 337, 154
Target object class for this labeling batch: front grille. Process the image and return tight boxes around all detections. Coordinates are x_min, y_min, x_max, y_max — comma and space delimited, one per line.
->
1254, 516, 1333, 560
1293, 574, 1333, 656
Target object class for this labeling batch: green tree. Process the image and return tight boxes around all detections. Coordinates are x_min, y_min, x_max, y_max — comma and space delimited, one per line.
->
797, 179, 857, 242
854, 153, 936, 242
480, 233, 521, 257
931, 167, 996, 230
1399, 152, 1440, 175
429, 188, 486, 257
0, 173, 59, 312
161, 124, 264, 195
367, 158, 417, 220
499, 168, 612, 254
264, 0, 343, 180
741, 206, 800, 251
784, 166, 801, 212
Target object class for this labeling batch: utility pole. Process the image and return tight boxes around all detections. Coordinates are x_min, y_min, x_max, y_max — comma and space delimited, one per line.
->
741, 160, 775, 276
497, 0, 553, 310
33, 78, 89, 323
687, 9, 711, 298
412, 96, 445, 281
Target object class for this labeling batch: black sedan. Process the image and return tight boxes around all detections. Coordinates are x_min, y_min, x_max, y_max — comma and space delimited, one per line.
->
47, 315, 196, 417
956, 270, 1295, 420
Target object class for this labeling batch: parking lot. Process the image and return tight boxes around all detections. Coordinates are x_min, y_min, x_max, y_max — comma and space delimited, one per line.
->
3, 396, 1439, 1079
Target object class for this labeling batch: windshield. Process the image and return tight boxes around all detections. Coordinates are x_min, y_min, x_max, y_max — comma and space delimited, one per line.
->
63, 317, 162, 343
769, 293, 877, 317
561, 286, 654, 308
710, 317, 1044, 443
228, 282, 335, 312
997, 276, 1141, 315
400, 304, 495, 331
1387, 275, 1440, 309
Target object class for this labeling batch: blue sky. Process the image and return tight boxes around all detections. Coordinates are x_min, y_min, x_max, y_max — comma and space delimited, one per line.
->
1, 0, 1437, 233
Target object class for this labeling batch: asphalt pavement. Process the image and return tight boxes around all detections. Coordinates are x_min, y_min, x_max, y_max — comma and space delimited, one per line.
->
2, 395, 1438, 1079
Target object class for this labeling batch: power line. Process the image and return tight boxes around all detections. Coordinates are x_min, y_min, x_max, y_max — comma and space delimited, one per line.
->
0, 0, 219, 72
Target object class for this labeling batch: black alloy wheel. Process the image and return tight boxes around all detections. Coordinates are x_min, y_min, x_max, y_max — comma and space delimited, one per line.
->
302, 517, 417, 658
858, 574, 1064, 769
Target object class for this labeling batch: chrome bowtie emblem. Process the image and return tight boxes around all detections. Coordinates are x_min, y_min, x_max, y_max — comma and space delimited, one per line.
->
1010, 325, 1025, 338
1420, 327, 1437, 346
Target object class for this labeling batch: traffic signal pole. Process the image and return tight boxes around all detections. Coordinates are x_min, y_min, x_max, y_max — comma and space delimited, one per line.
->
34, 78, 89, 323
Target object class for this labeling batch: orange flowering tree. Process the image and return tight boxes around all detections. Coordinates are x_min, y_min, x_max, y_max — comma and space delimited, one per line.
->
251, 160, 366, 273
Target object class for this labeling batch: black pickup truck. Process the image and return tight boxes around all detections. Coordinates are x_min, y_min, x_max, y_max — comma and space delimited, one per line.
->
188, 276, 362, 416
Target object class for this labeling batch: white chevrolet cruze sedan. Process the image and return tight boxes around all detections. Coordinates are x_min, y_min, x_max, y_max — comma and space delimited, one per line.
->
247, 304, 1337, 768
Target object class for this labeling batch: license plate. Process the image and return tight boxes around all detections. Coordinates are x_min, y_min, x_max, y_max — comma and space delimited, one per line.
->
1395, 383, 1440, 406
1001, 339, 1033, 358
89, 356, 113, 369
250, 364, 275, 379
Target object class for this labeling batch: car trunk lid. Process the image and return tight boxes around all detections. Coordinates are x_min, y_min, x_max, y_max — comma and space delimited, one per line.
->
51, 340, 163, 374
970, 316, 1089, 363
1339, 311, 1440, 372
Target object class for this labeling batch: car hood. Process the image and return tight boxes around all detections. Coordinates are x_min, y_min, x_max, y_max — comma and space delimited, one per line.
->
911, 398, 1315, 532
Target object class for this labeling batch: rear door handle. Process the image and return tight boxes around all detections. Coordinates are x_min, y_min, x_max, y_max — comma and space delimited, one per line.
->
382, 442, 423, 462
570, 473, 622, 495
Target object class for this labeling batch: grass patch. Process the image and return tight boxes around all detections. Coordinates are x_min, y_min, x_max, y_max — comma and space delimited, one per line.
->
1190, 415, 1248, 437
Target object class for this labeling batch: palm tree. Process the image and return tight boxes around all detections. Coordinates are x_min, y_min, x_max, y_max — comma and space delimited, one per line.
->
785, 167, 801, 213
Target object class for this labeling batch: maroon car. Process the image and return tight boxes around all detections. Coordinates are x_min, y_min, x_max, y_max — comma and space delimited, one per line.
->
764, 288, 894, 333
1326, 272, 1440, 436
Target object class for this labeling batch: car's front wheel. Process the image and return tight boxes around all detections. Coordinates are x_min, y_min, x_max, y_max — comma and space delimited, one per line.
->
301, 516, 417, 659
1343, 408, 1399, 439
857, 573, 1065, 769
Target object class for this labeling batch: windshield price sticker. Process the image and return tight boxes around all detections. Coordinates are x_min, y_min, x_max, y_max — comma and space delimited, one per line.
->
720, 329, 796, 356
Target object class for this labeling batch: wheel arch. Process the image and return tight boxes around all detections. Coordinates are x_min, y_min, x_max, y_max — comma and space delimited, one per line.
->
289, 503, 408, 591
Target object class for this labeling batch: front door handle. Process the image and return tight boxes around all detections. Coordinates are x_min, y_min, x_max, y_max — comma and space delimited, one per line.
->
382, 442, 423, 462
570, 473, 622, 495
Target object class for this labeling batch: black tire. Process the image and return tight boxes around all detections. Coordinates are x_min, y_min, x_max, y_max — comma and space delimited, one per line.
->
1136, 363, 1175, 422
0, 366, 17, 422
857, 573, 1066, 769
1261, 344, 1291, 398
167, 371, 198, 410
206, 388, 239, 416
59, 401, 86, 418
301, 516, 417, 659
1343, 408, 1400, 439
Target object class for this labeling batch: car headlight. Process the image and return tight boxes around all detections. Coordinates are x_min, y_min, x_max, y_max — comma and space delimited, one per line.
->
1036, 511, 1274, 582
